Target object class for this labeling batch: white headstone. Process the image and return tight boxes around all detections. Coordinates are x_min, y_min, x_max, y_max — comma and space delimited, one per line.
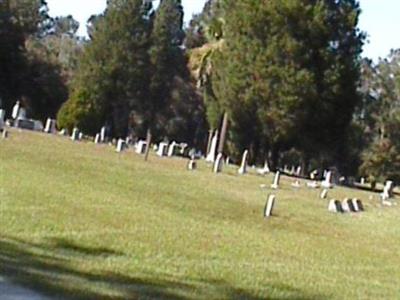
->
238, 150, 249, 175
321, 171, 334, 189
71, 128, 79, 141
213, 153, 223, 173
296, 166, 302, 177
328, 199, 343, 213
360, 177, 366, 185
116, 139, 126, 153
157, 142, 169, 157
94, 133, 100, 144
2, 129, 8, 139
342, 198, 356, 212
264, 194, 276, 218
187, 159, 197, 170
78, 132, 83, 140
271, 171, 280, 189
257, 161, 270, 175
44, 118, 57, 134
100, 126, 107, 143
12, 101, 20, 119
136, 140, 147, 154
352, 198, 364, 212
381, 180, 394, 200
206, 131, 218, 163
168, 141, 177, 157
0, 109, 5, 129
291, 180, 301, 188
320, 189, 328, 199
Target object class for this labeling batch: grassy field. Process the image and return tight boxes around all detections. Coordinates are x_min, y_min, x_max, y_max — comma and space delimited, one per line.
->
0, 129, 399, 300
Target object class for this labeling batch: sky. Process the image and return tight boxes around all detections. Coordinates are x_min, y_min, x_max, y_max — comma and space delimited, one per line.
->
46, 0, 400, 61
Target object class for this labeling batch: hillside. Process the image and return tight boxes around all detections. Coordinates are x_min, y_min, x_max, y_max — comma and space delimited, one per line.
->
0, 129, 399, 299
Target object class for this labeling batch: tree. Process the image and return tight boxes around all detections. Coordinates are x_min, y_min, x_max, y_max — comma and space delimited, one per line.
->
208, 0, 364, 169
359, 50, 400, 183
58, 0, 153, 136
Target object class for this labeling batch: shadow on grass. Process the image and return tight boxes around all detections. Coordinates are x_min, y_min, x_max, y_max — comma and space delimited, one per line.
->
0, 236, 326, 300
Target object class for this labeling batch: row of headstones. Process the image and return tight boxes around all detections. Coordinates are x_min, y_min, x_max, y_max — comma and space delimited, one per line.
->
328, 198, 364, 213
263, 194, 364, 219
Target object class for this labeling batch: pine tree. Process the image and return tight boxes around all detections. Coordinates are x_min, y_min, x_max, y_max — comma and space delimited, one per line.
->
210, 0, 364, 169
58, 0, 153, 136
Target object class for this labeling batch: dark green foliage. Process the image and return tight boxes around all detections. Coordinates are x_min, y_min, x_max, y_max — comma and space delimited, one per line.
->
58, 0, 153, 136
358, 51, 400, 182
208, 0, 364, 169
0, 0, 70, 120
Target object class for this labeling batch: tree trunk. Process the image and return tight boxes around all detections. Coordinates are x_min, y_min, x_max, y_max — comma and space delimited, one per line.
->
144, 129, 152, 162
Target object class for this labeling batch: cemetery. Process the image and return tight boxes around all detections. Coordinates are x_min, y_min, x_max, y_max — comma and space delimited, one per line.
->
0, 127, 399, 299
1, 0, 400, 299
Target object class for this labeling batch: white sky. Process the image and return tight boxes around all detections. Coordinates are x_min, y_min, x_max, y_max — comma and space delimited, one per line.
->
46, 0, 400, 61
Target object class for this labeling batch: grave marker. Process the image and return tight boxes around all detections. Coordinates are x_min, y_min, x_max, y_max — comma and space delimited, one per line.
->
328, 199, 343, 213
206, 131, 218, 162
271, 171, 280, 189
213, 153, 223, 173
238, 150, 249, 175
264, 194, 276, 218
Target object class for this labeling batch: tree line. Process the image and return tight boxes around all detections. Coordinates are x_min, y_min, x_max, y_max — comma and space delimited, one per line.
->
1, 0, 399, 183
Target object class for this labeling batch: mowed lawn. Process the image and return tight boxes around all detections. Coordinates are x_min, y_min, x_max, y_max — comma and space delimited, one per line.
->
0, 129, 399, 300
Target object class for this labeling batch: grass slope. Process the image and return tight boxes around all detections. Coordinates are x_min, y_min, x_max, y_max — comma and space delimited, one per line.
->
0, 129, 399, 300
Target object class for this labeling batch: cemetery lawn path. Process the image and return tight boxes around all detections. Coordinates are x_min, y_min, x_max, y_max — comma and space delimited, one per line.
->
1, 129, 400, 299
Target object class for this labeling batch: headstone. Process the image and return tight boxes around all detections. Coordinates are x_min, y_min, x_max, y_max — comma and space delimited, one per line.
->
257, 161, 270, 175
352, 198, 364, 212
264, 194, 276, 218
381, 180, 394, 200
11, 101, 20, 119
168, 141, 178, 157
0, 109, 5, 129
71, 128, 79, 141
296, 166, 302, 177
136, 140, 147, 154
310, 169, 318, 180
342, 198, 356, 212
94, 133, 101, 144
360, 177, 366, 185
179, 143, 189, 156
2, 129, 8, 139
187, 159, 197, 170
320, 189, 328, 199
225, 157, 230, 166
157, 142, 169, 157
291, 180, 301, 188
100, 126, 107, 143
78, 132, 83, 140
116, 139, 126, 153
213, 153, 223, 173
328, 199, 343, 213
44, 118, 57, 134
321, 171, 334, 189
238, 150, 249, 175
271, 171, 280, 189
206, 131, 218, 162
59, 129, 67, 136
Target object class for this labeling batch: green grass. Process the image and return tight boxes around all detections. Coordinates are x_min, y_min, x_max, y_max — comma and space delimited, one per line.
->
0, 129, 399, 300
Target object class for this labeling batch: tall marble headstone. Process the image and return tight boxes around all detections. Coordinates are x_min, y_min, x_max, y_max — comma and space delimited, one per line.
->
238, 150, 249, 175
321, 171, 334, 189
271, 171, 280, 189
206, 131, 218, 163
264, 194, 276, 218
213, 153, 223, 173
